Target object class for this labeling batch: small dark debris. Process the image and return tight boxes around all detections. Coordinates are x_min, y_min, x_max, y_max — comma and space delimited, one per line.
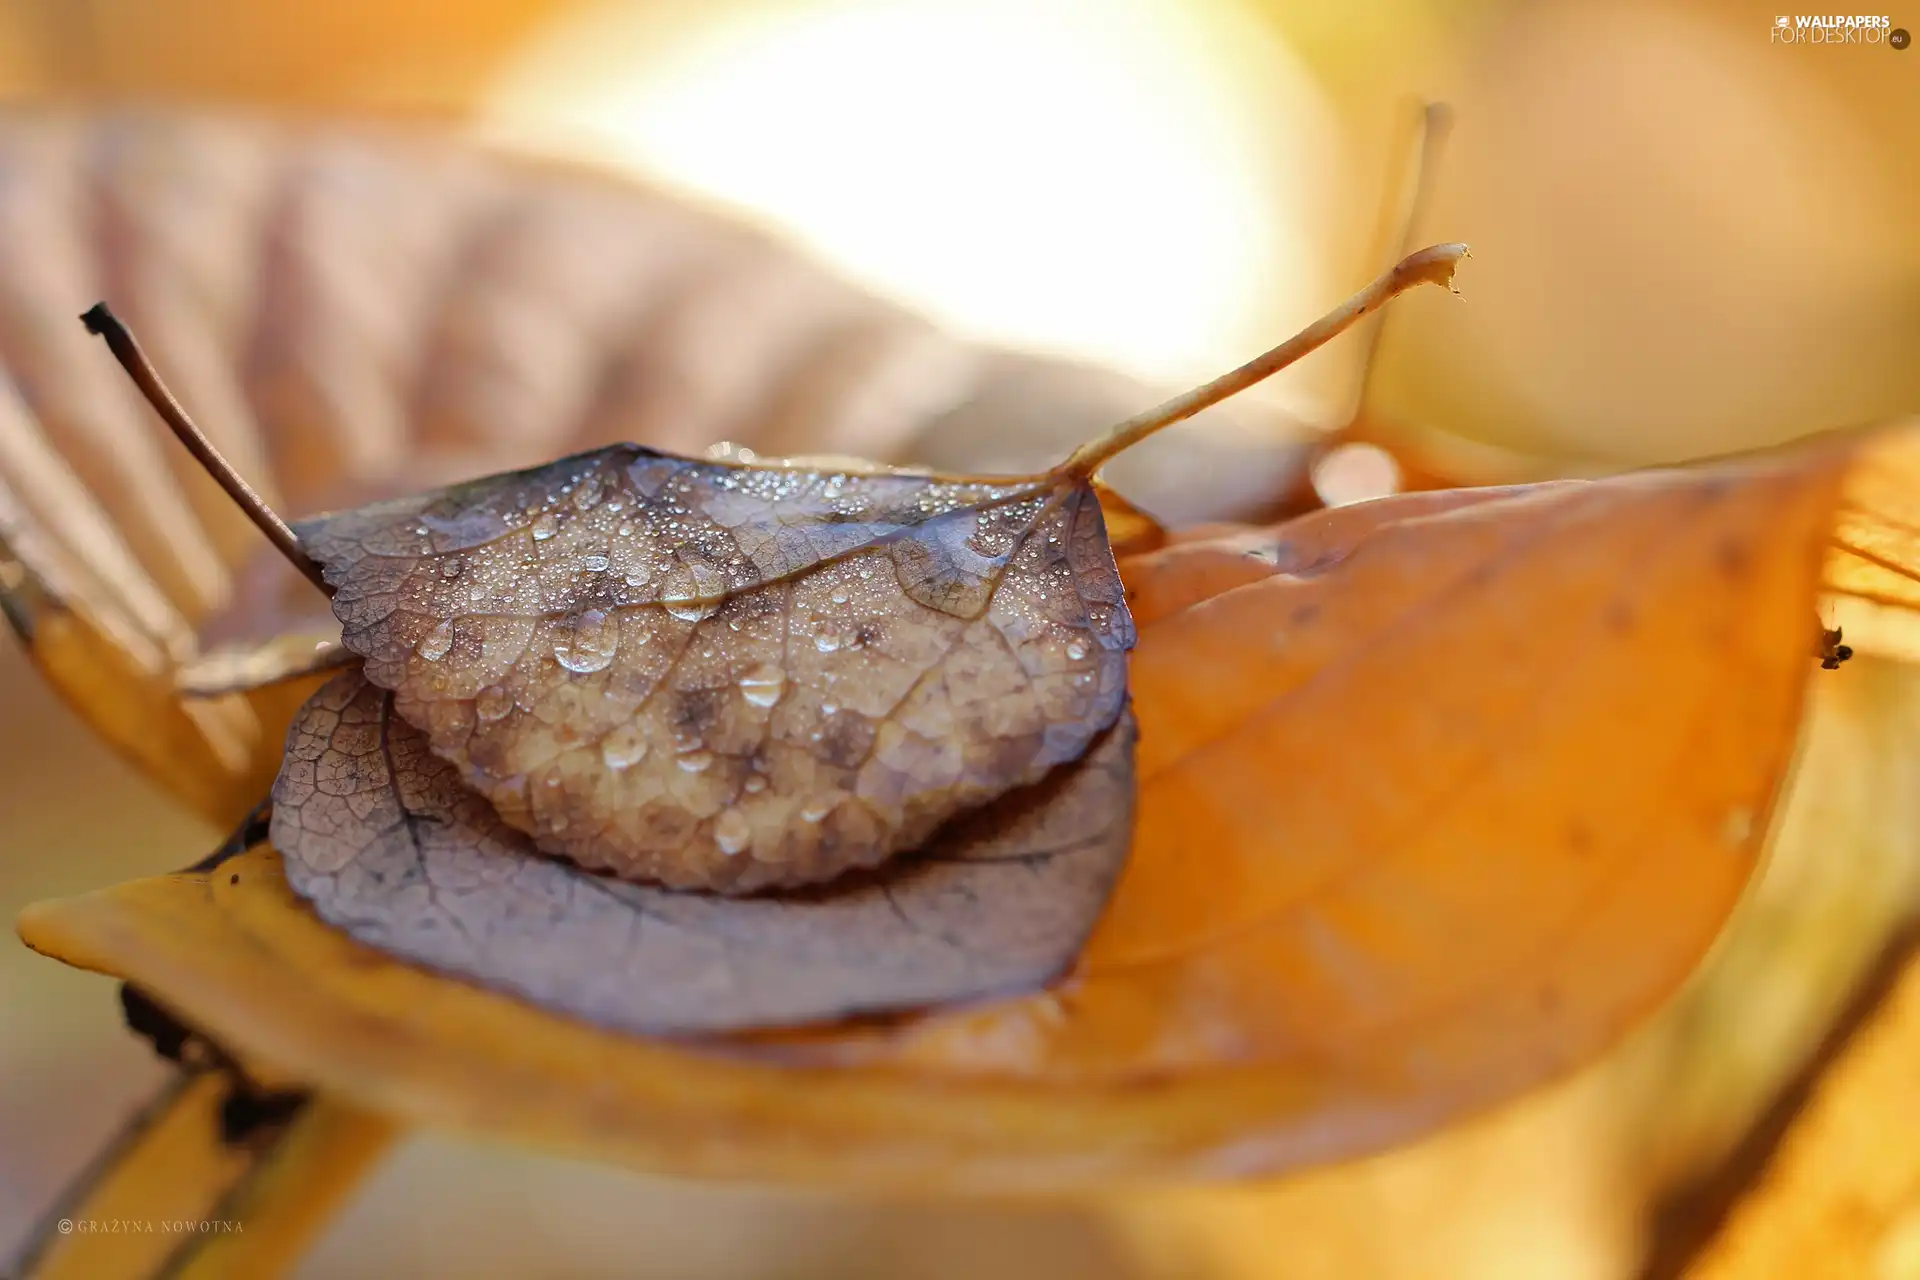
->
1818, 626, 1854, 671
218, 1085, 310, 1147
184, 798, 274, 873
119, 984, 193, 1064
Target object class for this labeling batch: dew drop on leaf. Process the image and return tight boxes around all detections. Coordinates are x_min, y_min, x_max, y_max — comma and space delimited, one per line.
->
601, 725, 648, 770
475, 686, 515, 722
714, 809, 751, 856
552, 609, 617, 674
739, 664, 785, 708
416, 620, 453, 662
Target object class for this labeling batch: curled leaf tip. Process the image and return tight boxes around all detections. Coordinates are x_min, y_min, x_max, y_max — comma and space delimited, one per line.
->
1399, 242, 1469, 295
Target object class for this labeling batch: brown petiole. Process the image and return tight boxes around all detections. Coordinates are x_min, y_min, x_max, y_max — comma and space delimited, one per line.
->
80, 302, 332, 597
1052, 242, 1469, 481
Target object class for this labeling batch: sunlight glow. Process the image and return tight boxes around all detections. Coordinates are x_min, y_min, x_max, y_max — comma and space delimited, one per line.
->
483, 0, 1335, 388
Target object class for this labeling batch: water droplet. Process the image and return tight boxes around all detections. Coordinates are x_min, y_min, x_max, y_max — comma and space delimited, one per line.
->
581, 554, 610, 573
677, 749, 713, 774
739, 664, 785, 708
829, 587, 849, 605
416, 620, 453, 662
799, 794, 839, 823
664, 595, 717, 622
822, 702, 838, 715
475, 686, 514, 721
601, 725, 649, 770
617, 522, 634, 537
743, 775, 767, 794
439, 557, 465, 580
552, 609, 617, 673
713, 809, 751, 856
468, 585, 487, 603
814, 632, 841, 653
625, 565, 651, 587
1066, 640, 1088, 661
530, 513, 557, 541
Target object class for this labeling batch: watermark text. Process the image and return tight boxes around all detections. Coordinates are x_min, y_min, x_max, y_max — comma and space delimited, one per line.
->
56, 1218, 244, 1236
1770, 14, 1909, 45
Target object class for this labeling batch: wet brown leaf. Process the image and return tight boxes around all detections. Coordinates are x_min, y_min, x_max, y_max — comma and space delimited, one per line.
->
294, 446, 1133, 893
270, 670, 1135, 1033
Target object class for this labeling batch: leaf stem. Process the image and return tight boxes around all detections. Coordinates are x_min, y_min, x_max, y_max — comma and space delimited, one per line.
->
79, 303, 331, 596
1053, 241, 1470, 480
1347, 101, 1453, 424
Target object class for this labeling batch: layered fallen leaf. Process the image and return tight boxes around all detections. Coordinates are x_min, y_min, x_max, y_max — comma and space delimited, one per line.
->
41, 228, 1460, 1048
10, 108, 1917, 1234
273, 671, 1135, 1032
293, 445, 1132, 893
23, 421, 1902, 1191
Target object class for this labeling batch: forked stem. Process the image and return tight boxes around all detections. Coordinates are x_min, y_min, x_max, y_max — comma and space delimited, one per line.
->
1053, 241, 1470, 480
80, 303, 331, 596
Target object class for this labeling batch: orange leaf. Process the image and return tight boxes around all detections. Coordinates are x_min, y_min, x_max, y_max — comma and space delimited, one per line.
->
761, 442, 1855, 1126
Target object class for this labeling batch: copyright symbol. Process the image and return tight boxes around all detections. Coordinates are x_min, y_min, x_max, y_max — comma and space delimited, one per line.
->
57, 1219, 72, 1235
